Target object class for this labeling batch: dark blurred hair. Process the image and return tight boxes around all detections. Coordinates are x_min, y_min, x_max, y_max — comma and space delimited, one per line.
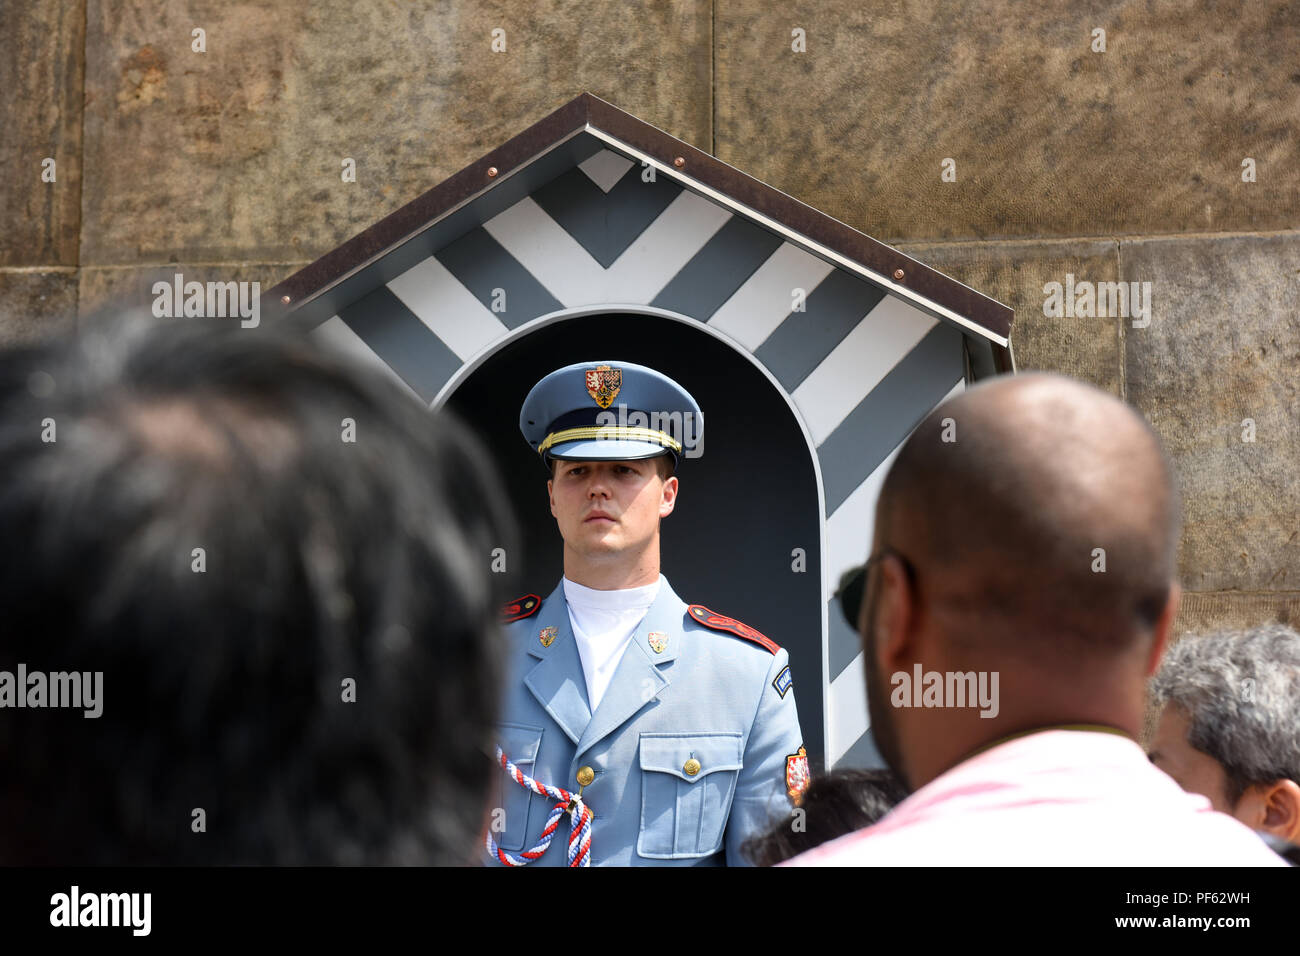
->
743, 768, 908, 866
0, 311, 514, 864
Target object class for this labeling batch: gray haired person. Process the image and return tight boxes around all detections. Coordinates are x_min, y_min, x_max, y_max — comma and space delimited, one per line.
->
1148, 623, 1300, 856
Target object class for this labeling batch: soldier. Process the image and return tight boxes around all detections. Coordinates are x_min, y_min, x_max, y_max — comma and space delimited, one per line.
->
486, 360, 807, 866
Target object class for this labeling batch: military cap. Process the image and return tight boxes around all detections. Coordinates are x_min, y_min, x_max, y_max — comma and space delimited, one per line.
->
519, 360, 703, 465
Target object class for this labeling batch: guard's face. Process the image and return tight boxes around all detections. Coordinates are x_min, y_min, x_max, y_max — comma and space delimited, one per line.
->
548, 459, 678, 559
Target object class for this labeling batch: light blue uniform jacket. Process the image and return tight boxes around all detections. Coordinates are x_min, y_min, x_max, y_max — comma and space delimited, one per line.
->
488, 575, 805, 866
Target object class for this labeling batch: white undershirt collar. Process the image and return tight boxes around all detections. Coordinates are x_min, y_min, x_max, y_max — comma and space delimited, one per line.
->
563, 575, 662, 711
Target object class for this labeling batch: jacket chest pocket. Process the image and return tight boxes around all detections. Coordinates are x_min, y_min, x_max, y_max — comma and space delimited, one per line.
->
637, 732, 743, 860
494, 723, 544, 853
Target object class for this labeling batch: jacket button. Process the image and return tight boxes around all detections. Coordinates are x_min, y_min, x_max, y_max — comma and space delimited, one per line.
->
683, 758, 701, 776
576, 766, 596, 787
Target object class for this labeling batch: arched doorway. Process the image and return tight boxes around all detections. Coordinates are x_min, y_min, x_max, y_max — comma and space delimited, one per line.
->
442, 308, 828, 766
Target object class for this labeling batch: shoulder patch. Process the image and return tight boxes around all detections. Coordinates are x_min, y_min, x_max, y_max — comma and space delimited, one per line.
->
502, 593, 542, 624
686, 604, 780, 654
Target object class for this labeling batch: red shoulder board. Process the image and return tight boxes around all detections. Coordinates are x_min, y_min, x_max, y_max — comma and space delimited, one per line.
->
502, 594, 542, 624
686, 604, 780, 654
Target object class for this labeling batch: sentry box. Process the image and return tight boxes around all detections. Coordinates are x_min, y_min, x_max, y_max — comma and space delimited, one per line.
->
265, 93, 1015, 771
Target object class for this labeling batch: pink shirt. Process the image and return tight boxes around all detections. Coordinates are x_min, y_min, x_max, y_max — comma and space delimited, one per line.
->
785, 729, 1286, 866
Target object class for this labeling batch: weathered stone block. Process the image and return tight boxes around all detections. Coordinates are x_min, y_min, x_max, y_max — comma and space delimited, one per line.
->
896, 239, 1122, 394
0, 1, 85, 267
717, 1, 1300, 240
80, 1, 712, 266
1123, 234, 1300, 591
1171, 590, 1300, 638
0, 271, 79, 347
78, 262, 307, 325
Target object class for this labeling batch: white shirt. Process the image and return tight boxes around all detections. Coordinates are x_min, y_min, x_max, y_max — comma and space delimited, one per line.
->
784, 729, 1286, 866
563, 575, 661, 711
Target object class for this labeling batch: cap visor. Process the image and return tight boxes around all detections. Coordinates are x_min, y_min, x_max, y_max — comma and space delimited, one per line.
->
547, 438, 672, 461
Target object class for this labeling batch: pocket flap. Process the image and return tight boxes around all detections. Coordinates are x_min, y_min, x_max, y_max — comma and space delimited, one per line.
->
498, 722, 543, 766
639, 732, 743, 783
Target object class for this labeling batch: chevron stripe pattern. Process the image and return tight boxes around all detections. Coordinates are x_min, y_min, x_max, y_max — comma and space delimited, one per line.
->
311, 149, 968, 770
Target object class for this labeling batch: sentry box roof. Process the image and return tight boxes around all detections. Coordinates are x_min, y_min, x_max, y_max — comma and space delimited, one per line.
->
265, 92, 1015, 770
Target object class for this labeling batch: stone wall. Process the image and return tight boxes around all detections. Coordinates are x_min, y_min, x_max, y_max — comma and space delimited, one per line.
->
4, 0, 1296, 636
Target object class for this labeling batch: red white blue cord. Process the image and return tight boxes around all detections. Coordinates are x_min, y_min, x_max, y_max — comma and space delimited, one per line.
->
486, 747, 593, 867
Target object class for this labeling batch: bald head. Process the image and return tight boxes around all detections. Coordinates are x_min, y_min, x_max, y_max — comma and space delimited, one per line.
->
877, 373, 1180, 653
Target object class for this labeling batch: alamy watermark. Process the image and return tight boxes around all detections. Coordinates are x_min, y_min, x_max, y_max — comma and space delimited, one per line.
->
595, 402, 704, 459
0, 664, 102, 718
890, 664, 999, 718
1042, 273, 1152, 328
50, 886, 150, 936
152, 273, 260, 328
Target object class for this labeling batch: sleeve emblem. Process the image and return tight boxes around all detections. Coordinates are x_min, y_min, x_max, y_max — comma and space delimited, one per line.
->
786, 746, 810, 806
772, 665, 793, 699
